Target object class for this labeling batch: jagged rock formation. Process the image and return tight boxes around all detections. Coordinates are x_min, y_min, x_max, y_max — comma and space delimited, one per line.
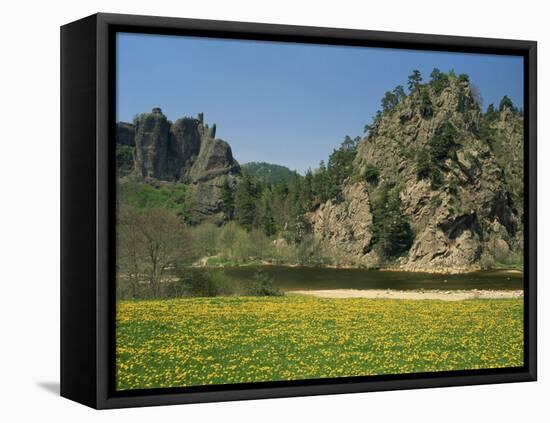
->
311, 75, 523, 273
116, 108, 240, 224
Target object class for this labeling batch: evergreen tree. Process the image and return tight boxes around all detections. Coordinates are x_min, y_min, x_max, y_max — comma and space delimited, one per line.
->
415, 122, 457, 189
312, 160, 330, 203
430, 67, 442, 81
235, 174, 258, 230
430, 68, 449, 94
407, 70, 422, 91
326, 136, 359, 199
303, 169, 314, 210
419, 89, 433, 118
429, 122, 458, 160
393, 85, 406, 103
381, 91, 399, 112
499, 95, 515, 112
220, 177, 235, 220
259, 189, 277, 236
371, 183, 414, 258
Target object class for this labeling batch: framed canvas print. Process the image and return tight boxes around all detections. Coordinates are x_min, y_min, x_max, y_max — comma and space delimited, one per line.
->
60, 13, 537, 409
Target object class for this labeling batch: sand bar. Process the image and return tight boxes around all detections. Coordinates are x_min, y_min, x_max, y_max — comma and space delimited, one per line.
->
287, 289, 523, 301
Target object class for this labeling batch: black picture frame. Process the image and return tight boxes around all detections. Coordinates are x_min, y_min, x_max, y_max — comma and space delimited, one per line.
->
61, 12, 537, 409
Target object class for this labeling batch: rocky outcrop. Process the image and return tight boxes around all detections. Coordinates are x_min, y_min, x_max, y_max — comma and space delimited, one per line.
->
309, 183, 379, 266
311, 75, 523, 273
116, 122, 135, 146
133, 109, 172, 180
116, 108, 241, 225
490, 107, 524, 221
184, 136, 241, 225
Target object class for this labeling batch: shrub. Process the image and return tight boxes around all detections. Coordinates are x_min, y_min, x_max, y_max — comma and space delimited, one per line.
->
415, 149, 432, 180
116, 145, 134, 176
182, 269, 236, 297
362, 164, 380, 185
419, 90, 433, 118
458, 73, 470, 83
246, 269, 282, 296
429, 122, 458, 160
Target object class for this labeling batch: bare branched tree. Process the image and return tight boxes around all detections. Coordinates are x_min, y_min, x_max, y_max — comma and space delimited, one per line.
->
117, 206, 194, 298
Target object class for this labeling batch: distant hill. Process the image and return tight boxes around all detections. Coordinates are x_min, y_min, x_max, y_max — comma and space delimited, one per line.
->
241, 162, 300, 184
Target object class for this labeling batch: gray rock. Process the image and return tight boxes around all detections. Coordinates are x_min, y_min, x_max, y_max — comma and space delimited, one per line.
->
125, 110, 241, 225
116, 122, 135, 146
133, 110, 172, 180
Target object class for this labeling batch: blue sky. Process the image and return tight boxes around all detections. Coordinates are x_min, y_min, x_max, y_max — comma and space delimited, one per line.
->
117, 33, 523, 174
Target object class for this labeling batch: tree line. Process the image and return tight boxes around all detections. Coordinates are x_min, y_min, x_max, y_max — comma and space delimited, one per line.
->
219, 134, 364, 244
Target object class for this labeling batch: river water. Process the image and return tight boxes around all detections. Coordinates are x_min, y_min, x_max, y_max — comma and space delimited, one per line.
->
223, 266, 523, 291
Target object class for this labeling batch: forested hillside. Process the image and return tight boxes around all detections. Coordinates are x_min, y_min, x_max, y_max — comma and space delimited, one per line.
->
241, 162, 299, 184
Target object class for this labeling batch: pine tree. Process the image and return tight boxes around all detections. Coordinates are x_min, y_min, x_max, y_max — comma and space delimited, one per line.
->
220, 177, 235, 220
499, 95, 515, 112
371, 183, 414, 258
393, 85, 406, 103
381, 91, 399, 112
407, 70, 422, 91
326, 136, 359, 199
235, 174, 258, 230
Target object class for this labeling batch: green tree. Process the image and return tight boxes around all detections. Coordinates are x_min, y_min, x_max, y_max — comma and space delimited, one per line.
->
407, 70, 422, 91
419, 89, 433, 118
429, 122, 458, 160
430, 67, 442, 81
116, 145, 134, 176
312, 160, 330, 203
430, 68, 449, 94
326, 136, 359, 199
258, 189, 277, 236
371, 183, 414, 258
235, 174, 258, 230
220, 177, 235, 220
415, 122, 458, 189
303, 169, 314, 210
499, 95, 515, 112
381, 91, 398, 112
393, 85, 406, 103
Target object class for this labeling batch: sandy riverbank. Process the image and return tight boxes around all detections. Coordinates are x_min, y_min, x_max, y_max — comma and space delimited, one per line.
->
288, 289, 524, 301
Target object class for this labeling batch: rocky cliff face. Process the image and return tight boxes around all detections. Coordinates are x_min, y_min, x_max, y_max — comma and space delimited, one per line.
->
310, 182, 376, 266
116, 108, 240, 225
311, 75, 523, 273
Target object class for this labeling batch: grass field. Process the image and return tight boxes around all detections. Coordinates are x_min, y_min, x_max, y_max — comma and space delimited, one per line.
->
116, 296, 524, 390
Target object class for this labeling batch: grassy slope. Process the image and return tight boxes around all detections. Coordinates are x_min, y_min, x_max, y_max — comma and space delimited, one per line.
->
116, 296, 523, 390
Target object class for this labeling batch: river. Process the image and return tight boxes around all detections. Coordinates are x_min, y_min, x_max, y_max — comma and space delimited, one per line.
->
222, 266, 523, 291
